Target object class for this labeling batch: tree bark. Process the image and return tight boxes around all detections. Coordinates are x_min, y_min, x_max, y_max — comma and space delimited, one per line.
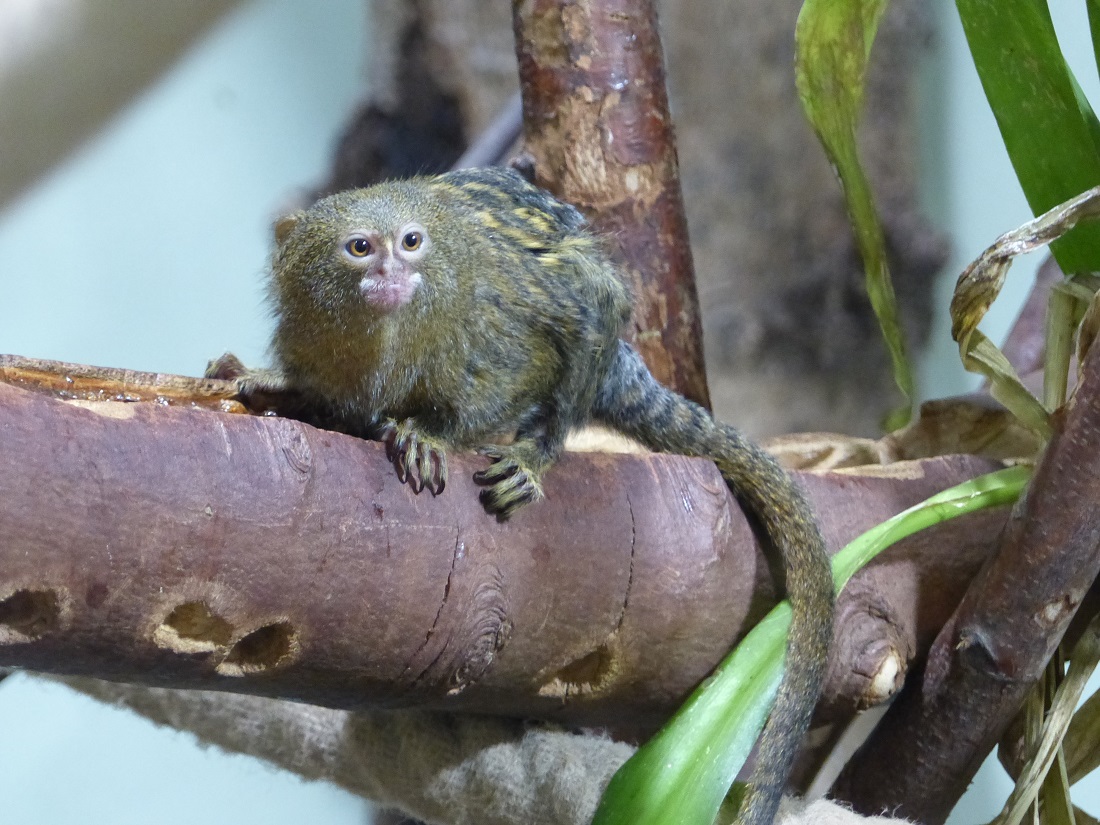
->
0, 362, 1009, 730
513, 0, 707, 407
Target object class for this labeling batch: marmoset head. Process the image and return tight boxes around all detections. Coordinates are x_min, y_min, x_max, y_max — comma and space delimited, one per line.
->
272, 183, 446, 317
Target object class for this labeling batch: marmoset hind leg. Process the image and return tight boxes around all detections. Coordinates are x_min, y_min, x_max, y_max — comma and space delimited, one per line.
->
474, 246, 627, 518
475, 335, 617, 517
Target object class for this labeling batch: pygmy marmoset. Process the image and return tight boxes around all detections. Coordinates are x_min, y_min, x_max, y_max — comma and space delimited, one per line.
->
209, 167, 833, 825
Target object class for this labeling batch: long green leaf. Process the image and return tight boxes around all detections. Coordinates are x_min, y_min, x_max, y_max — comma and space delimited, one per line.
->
591, 465, 1030, 825
794, 0, 912, 429
957, 0, 1100, 274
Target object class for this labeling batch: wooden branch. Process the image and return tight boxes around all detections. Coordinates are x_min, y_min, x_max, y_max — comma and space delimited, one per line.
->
0, 358, 1008, 731
833, 335, 1100, 823
512, 0, 708, 407
0, 354, 243, 411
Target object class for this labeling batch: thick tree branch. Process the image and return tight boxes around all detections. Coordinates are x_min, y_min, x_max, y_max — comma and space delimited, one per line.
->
0, 360, 1008, 730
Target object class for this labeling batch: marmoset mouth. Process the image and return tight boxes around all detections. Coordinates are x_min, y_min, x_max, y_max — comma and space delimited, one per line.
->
359, 272, 422, 312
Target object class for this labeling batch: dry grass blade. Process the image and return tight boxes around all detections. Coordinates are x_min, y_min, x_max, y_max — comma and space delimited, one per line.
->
1040, 750, 1077, 825
1065, 685, 1100, 786
1039, 656, 1076, 825
951, 185, 1100, 437
992, 613, 1100, 825
1047, 285, 1082, 412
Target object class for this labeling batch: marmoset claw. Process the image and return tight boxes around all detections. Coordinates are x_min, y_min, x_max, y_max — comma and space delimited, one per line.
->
378, 418, 447, 495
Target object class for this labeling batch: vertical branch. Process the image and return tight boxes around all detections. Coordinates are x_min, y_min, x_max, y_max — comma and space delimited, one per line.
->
512, 0, 709, 407
832, 341, 1100, 823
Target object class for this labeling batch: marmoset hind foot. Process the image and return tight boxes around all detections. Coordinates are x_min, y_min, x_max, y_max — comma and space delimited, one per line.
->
209, 166, 833, 825
474, 442, 549, 518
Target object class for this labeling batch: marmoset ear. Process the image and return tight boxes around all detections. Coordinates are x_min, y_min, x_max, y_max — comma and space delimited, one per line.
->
274, 212, 303, 246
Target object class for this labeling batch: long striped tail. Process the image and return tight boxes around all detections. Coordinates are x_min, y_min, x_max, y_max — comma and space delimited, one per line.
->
593, 341, 834, 825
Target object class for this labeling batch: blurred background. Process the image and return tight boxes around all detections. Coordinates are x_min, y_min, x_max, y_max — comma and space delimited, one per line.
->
0, 0, 1094, 822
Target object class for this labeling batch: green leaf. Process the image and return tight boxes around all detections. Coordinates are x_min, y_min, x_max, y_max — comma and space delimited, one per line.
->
794, 0, 913, 428
591, 465, 1030, 825
957, 0, 1100, 274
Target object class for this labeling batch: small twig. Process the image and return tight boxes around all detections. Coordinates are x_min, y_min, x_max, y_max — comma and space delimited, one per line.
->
451, 92, 523, 170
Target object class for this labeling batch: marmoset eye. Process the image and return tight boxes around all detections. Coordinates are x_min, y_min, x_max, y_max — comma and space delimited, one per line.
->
346, 238, 372, 257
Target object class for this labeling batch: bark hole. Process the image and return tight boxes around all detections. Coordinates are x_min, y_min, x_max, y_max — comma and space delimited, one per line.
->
218, 621, 297, 676
539, 643, 617, 697
0, 588, 61, 643
154, 601, 235, 653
